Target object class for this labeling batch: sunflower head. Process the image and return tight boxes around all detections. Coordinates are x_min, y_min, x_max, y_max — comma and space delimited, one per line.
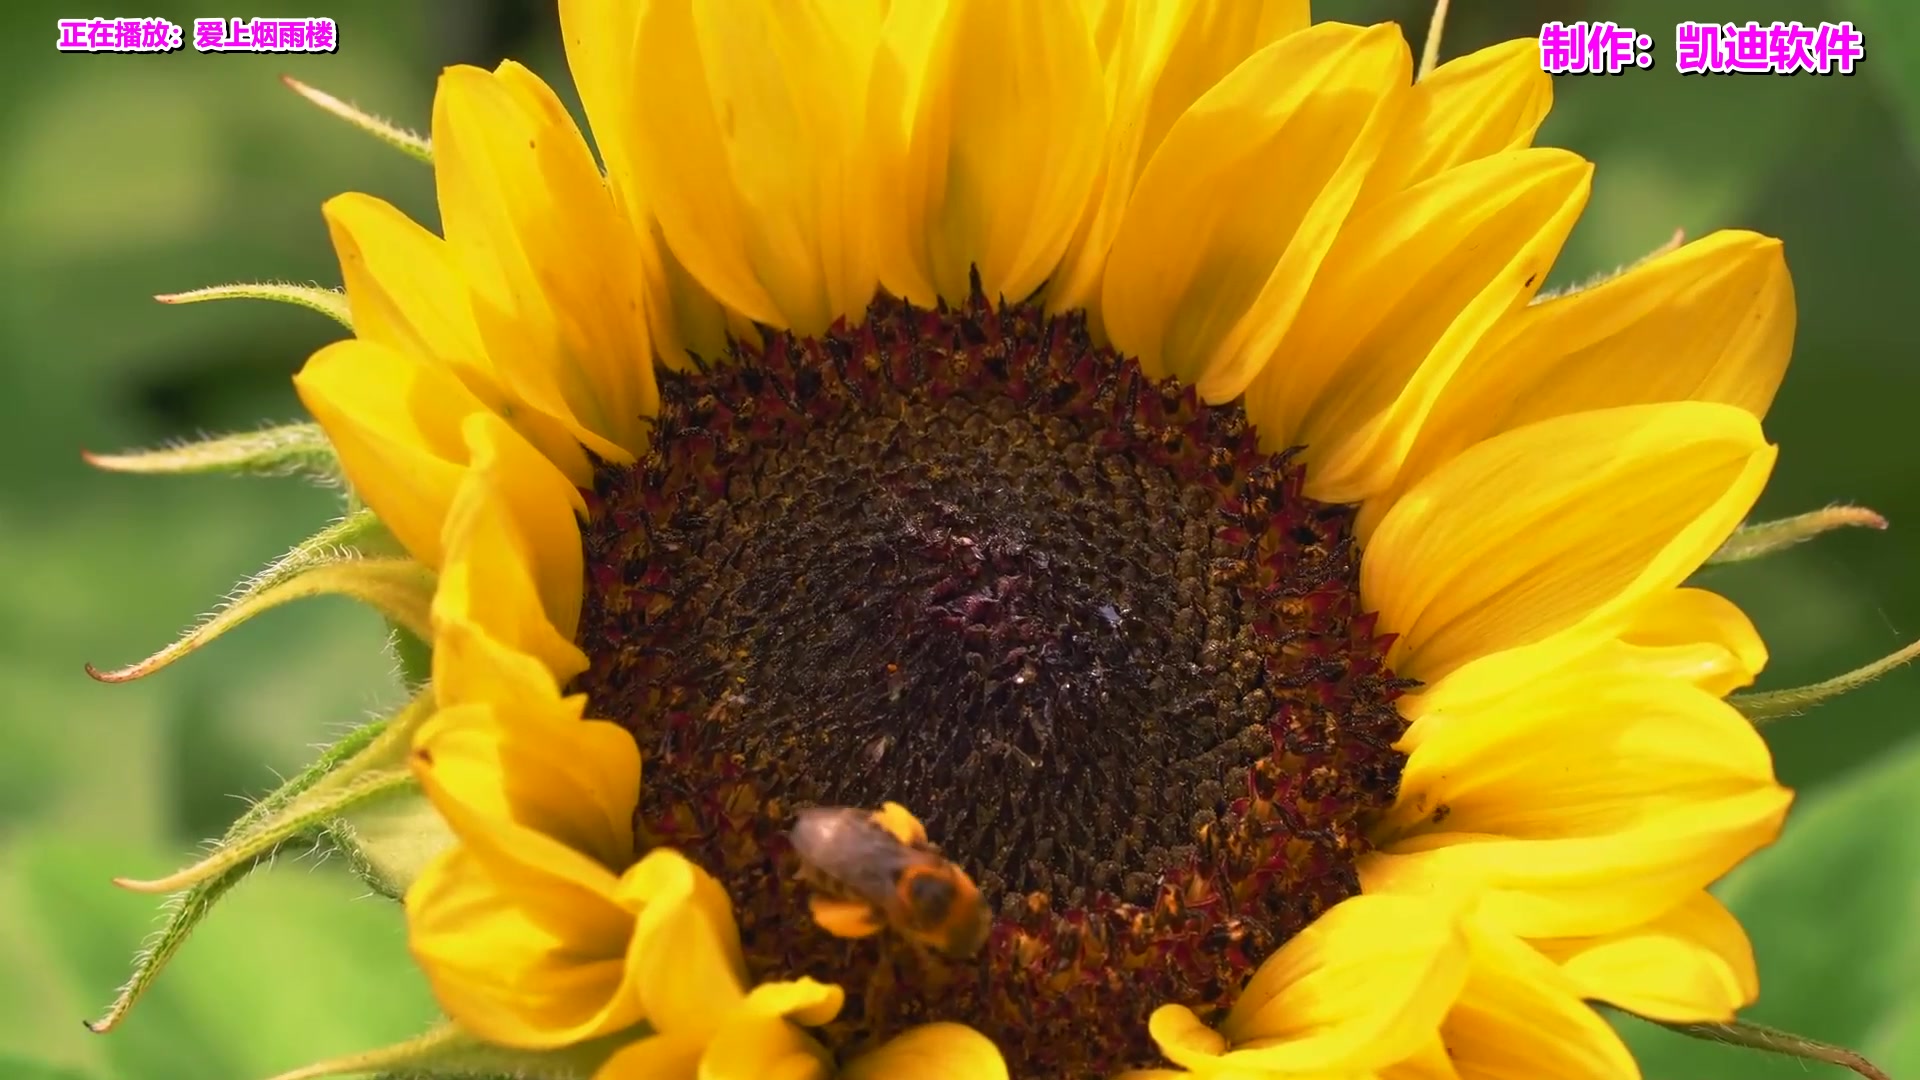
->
87, 2, 1901, 1079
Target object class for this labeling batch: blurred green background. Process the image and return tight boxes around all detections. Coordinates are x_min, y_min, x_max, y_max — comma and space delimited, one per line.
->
3, 0, 1917, 1077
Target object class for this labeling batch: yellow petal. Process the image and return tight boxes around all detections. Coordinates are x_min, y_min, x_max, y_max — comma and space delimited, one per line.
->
1364, 669, 1790, 939
558, 0, 645, 197
840, 1023, 1009, 1080
1360, 39, 1551, 204
744, 978, 846, 1028
1149, 1005, 1227, 1065
1047, 0, 1307, 324
1246, 148, 1591, 503
630, 0, 882, 334
1391, 585, 1762, 734
1442, 921, 1640, 1080
1081, 0, 1125, 63
1102, 22, 1410, 400
413, 689, 639, 898
875, 0, 1106, 307
431, 606, 566, 705
1153, 892, 1470, 1074
651, 229, 744, 368
423, 620, 636, 874
595, 1031, 708, 1080
1223, 893, 1470, 1065
410, 654, 746, 1051
406, 844, 637, 1048
1361, 230, 1794, 539
496, 58, 662, 432
293, 338, 482, 568
616, 852, 755, 1038
1378, 1036, 1460, 1080
325, 192, 486, 365
1130, 1071, 1339, 1080
321, 193, 595, 485
690, 980, 846, 1080
699, 1017, 832, 1080
558, 0, 732, 369
1385, 665, 1777, 841
1363, 402, 1776, 684
1114, 1072, 1306, 1080
409, 841, 749, 1051
434, 412, 590, 681
432, 63, 656, 459
1544, 891, 1757, 1023
420, 623, 631, 891
1390, 586, 1761, 735
1617, 587, 1768, 696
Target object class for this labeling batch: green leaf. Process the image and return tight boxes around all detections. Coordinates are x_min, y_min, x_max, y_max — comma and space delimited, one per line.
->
1622, 736, 1920, 1078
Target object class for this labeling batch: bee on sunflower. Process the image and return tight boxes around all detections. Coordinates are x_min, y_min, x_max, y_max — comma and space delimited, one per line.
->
83, 2, 1903, 1079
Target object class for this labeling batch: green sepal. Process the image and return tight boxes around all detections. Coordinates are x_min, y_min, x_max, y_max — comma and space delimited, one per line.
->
1708, 505, 1888, 565
85, 512, 431, 684
83, 421, 344, 486
1415, 0, 1451, 80
114, 770, 415, 897
324, 786, 456, 900
90, 693, 439, 1033
387, 618, 434, 690
321, 688, 452, 898
1657, 1019, 1889, 1080
261, 1020, 634, 1080
89, 709, 391, 1033
1732, 637, 1920, 723
155, 282, 352, 328
282, 75, 432, 164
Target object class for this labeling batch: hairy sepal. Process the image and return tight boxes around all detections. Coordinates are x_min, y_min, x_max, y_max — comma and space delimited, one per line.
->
90, 693, 438, 1033
1658, 1018, 1890, 1080
324, 785, 457, 900
259, 1021, 634, 1080
85, 511, 429, 683
1708, 505, 1887, 565
282, 75, 433, 163
84, 421, 345, 487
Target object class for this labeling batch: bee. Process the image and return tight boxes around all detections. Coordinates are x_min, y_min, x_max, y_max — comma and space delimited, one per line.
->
789, 802, 990, 960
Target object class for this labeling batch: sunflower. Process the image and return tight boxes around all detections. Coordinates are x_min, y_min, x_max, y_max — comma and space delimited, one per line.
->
283, 1, 1797, 1077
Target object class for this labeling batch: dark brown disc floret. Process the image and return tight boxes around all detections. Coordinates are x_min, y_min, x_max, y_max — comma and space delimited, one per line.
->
570, 279, 1413, 1078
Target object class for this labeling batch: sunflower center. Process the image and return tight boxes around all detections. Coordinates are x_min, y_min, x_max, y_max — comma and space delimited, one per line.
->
571, 284, 1413, 1078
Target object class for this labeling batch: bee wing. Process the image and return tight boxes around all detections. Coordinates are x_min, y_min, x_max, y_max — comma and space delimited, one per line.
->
792, 809, 924, 903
